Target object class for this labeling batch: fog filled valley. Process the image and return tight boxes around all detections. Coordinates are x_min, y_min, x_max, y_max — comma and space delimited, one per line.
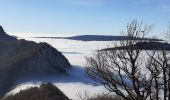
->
1, 0, 170, 99
1, 20, 170, 100
3, 32, 113, 100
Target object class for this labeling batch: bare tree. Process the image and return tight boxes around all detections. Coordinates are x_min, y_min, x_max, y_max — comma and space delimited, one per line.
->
146, 53, 159, 100
167, 30, 170, 100
162, 24, 170, 100
147, 48, 170, 100
146, 24, 170, 100
164, 23, 170, 41
86, 20, 154, 100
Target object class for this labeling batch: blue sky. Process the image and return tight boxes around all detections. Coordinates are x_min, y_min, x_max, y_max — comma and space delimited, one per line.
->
0, 0, 170, 36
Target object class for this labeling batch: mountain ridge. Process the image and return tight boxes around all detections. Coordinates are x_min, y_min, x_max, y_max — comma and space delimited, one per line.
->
0, 26, 17, 41
0, 26, 71, 97
34, 35, 163, 41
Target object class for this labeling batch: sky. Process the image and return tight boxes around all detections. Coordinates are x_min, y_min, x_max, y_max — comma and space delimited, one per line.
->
0, 0, 170, 36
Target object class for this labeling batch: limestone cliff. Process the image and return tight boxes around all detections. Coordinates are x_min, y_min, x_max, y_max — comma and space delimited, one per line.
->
0, 26, 71, 96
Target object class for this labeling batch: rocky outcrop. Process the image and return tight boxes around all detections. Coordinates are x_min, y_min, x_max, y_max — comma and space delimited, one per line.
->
0, 26, 17, 41
0, 26, 71, 96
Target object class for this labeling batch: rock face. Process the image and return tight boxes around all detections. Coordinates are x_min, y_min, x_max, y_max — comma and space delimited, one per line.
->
0, 26, 17, 41
0, 26, 71, 96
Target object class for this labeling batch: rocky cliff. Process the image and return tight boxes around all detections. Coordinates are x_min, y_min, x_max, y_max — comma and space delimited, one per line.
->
0, 26, 71, 96
0, 26, 16, 41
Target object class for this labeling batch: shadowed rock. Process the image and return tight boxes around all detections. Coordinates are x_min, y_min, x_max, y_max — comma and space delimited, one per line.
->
0, 26, 16, 41
0, 26, 6, 34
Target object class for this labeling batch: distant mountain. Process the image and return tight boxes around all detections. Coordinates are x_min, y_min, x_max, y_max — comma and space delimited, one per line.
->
0, 26, 71, 96
0, 26, 17, 41
65, 35, 127, 41
34, 35, 162, 41
101, 42, 170, 51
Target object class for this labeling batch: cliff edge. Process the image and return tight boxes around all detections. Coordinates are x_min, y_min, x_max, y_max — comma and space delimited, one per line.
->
0, 26, 71, 96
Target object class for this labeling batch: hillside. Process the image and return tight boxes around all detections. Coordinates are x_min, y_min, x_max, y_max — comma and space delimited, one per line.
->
3, 82, 69, 100
0, 26, 71, 97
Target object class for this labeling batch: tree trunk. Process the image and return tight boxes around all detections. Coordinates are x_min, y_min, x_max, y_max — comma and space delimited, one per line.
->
168, 66, 170, 100
155, 77, 159, 100
163, 69, 167, 100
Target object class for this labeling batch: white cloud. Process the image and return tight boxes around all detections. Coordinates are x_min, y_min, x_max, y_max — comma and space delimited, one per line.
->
161, 5, 170, 12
